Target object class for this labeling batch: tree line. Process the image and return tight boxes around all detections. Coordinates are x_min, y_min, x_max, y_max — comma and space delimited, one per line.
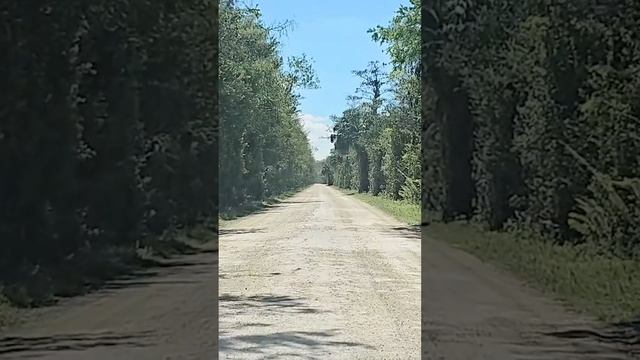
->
423, 0, 640, 257
1, 1, 218, 287
322, 1, 421, 204
219, 2, 318, 212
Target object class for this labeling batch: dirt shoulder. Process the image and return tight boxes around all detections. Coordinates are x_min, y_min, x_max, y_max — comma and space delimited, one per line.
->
422, 228, 638, 359
0, 242, 218, 360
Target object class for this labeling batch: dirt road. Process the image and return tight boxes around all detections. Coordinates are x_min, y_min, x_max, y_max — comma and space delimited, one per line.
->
221, 184, 638, 360
2, 184, 636, 359
423, 232, 640, 360
219, 184, 421, 359
0, 246, 218, 359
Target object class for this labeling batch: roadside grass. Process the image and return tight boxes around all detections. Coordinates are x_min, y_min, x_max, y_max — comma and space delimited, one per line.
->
0, 224, 217, 328
425, 221, 640, 323
338, 188, 420, 226
0, 295, 18, 330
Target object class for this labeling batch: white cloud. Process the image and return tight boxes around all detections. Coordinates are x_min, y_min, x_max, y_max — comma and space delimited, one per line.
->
299, 113, 332, 160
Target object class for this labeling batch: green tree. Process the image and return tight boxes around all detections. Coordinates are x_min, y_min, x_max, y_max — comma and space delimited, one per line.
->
0, 0, 218, 296
422, 0, 640, 255
219, 2, 317, 211
326, 1, 421, 205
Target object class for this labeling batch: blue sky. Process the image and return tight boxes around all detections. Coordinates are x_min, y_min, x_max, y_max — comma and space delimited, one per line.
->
252, 0, 408, 160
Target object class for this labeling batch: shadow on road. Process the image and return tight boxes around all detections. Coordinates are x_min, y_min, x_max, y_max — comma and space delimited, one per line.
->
99, 279, 203, 291
541, 319, 640, 353
220, 294, 328, 315
219, 329, 375, 356
262, 200, 321, 209
88, 257, 214, 293
136, 259, 214, 269
0, 330, 154, 357
279, 200, 322, 204
220, 294, 371, 356
218, 272, 283, 280
380, 225, 420, 240
219, 228, 264, 236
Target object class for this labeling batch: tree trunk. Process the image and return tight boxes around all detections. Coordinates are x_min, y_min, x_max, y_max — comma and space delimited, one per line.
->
357, 146, 369, 193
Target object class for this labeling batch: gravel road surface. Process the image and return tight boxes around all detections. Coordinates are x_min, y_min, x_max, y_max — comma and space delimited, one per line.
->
219, 184, 421, 359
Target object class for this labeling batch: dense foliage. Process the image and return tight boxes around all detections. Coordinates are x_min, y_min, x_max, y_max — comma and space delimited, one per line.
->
0, 1, 218, 282
219, 2, 317, 211
314, 159, 327, 183
323, 0, 421, 204
423, 0, 640, 257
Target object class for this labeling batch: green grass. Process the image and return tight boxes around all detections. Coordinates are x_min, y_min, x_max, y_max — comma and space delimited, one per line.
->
425, 221, 640, 323
338, 188, 420, 226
